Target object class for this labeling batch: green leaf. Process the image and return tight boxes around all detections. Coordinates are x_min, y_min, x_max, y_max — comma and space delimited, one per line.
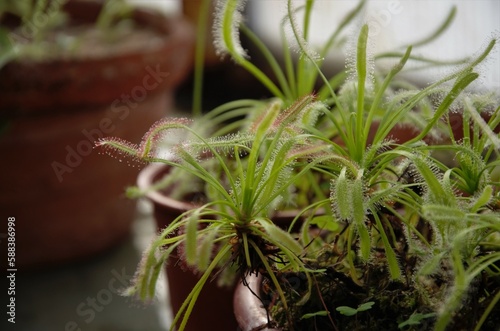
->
357, 224, 371, 261
373, 213, 401, 280
301, 310, 329, 320
409, 6, 456, 47
310, 215, 339, 232
357, 301, 375, 312
260, 221, 303, 256
398, 312, 436, 329
125, 186, 143, 199
352, 171, 366, 226
197, 226, 219, 271
418, 251, 446, 276
336, 301, 375, 316
352, 171, 371, 260
334, 167, 352, 220
185, 210, 200, 267
470, 185, 493, 213
422, 204, 465, 223
336, 306, 358, 316
356, 24, 369, 139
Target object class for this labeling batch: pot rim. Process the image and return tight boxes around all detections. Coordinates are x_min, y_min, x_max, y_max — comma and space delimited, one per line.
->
136, 163, 311, 221
136, 162, 310, 259
137, 162, 195, 212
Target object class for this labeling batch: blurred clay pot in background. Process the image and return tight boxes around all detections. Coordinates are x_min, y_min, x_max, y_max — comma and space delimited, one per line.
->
0, 0, 195, 269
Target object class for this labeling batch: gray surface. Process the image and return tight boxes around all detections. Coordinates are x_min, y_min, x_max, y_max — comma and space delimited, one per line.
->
6, 200, 171, 331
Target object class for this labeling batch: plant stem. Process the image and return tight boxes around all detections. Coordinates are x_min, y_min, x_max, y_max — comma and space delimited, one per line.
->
191, 0, 212, 117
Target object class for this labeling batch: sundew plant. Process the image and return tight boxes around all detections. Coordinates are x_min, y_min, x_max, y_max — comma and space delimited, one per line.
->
97, 96, 338, 331
250, 16, 499, 329
97, 0, 500, 330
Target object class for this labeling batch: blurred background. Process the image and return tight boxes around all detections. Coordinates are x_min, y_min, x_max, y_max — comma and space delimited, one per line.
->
0, 1, 498, 330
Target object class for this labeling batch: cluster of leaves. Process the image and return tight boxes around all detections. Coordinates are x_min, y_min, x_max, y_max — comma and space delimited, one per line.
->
98, 94, 337, 330
96, 0, 500, 330
260, 22, 499, 329
0, 0, 133, 67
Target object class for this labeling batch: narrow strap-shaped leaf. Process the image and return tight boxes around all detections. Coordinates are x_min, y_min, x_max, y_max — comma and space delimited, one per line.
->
408, 6, 457, 48
369, 46, 412, 144
333, 167, 352, 220
197, 225, 221, 271
258, 219, 304, 256
422, 204, 466, 223
185, 210, 200, 267
469, 185, 493, 213
172, 244, 232, 331
248, 240, 290, 310
373, 213, 401, 280
240, 24, 294, 102
413, 72, 479, 143
355, 24, 369, 159
214, 0, 285, 99
191, 0, 212, 117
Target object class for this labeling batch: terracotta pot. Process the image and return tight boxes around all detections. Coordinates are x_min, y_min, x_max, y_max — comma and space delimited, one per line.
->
0, 1, 195, 269
447, 111, 500, 141
234, 273, 279, 331
137, 163, 238, 331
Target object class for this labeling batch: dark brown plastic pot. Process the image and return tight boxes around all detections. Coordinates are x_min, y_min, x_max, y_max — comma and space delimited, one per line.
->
137, 163, 238, 331
0, 0, 195, 269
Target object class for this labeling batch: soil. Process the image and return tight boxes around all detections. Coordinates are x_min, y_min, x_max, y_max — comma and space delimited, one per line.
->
255, 215, 500, 331
259, 263, 500, 331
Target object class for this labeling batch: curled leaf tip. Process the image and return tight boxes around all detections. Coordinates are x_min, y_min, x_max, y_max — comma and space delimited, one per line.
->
214, 0, 249, 59
95, 137, 139, 154
137, 117, 193, 158
94, 137, 144, 165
